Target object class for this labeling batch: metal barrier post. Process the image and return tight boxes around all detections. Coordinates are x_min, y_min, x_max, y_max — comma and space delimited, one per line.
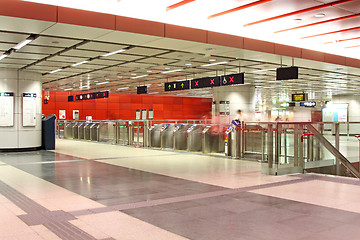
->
267, 123, 273, 169
335, 122, 340, 175
299, 124, 304, 168
294, 124, 299, 167
115, 121, 119, 144
240, 121, 245, 158
284, 127, 288, 164
275, 123, 281, 167
261, 127, 265, 162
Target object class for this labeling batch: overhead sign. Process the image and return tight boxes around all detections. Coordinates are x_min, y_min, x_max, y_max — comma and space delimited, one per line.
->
276, 66, 298, 80
74, 91, 109, 101
191, 76, 220, 89
300, 102, 316, 107
164, 80, 190, 91
220, 73, 244, 86
137, 86, 147, 94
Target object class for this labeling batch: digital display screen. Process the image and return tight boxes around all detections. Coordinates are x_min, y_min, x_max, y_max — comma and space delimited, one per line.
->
191, 76, 220, 89
74, 91, 109, 101
276, 66, 298, 80
292, 93, 306, 102
288, 102, 296, 107
220, 73, 244, 86
164, 80, 190, 91
137, 86, 147, 94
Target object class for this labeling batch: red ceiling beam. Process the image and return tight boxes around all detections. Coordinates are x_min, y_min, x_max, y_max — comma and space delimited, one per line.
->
275, 13, 360, 34
244, 0, 354, 27
208, 0, 273, 20
324, 36, 360, 44
345, 44, 360, 49
301, 26, 360, 39
167, 0, 196, 11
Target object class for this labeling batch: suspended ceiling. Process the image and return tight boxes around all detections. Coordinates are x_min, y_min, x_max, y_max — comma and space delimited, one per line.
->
0, 0, 360, 103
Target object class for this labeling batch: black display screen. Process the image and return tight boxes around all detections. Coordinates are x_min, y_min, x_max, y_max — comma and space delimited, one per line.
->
68, 96, 74, 102
276, 66, 298, 80
164, 80, 190, 91
191, 76, 220, 89
74, 91, 109, 101
137, 86, 147, 94
220, 73, 244, 86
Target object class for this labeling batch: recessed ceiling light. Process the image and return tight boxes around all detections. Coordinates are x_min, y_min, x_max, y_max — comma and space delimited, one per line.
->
209, 59, 216, 62
165, 67, 171, 70
131, 73, 137, 75
314, 13, 325, 18
185, 63, 192, 66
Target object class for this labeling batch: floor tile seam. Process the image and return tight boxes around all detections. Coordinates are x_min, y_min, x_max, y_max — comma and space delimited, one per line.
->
298, 173, 360, 186
70, 177, 312, 217
0, 153, 181, 167
44, 222, 82, 240
58, 221, 98, 240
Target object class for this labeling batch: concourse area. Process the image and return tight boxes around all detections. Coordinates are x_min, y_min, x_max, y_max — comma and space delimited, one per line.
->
1, 0, 360, 239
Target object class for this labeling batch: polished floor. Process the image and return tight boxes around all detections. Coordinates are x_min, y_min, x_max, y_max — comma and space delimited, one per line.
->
1, 139, 360, 239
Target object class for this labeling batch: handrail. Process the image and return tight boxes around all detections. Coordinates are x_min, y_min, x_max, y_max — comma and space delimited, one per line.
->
306, 124, 360, 179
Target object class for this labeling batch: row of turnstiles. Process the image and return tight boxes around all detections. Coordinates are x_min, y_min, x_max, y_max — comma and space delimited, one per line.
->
64, 122, 103, 141
62, 121, 263, 158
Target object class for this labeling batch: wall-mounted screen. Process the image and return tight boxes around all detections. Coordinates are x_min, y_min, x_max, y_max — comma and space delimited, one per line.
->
276, 66, 298, 80
292, 93, 306, 102
23, 93, 37, 127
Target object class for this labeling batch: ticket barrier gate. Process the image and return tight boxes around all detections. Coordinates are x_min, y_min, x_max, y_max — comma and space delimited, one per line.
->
79, 123, 88, 140
174, 124, 191, 150
117, 123, 134, 145
64, 122, 75, 139
187, 124, 204, 152
202, 126, 225, 154
150, 124, 165, 148
225, 126, 233, 157
85, 123, 95, 140
72, 122, 82, 139
90, 123, 100, 141
161, 123, 176, 149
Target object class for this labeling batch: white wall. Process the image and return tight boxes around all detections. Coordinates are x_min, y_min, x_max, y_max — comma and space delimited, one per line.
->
212, 85, 255, 119
293, 108, 312, 122
0, 69, 42, 149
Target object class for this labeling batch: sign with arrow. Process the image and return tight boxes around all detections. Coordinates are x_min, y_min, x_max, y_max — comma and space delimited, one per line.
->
164, 80, 190, 91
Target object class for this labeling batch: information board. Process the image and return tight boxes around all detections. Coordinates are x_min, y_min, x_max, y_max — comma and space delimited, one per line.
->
0, 92, 14, 127
220, 73, 244, 86
23, 93, 37, 127
191, 76, 220, 89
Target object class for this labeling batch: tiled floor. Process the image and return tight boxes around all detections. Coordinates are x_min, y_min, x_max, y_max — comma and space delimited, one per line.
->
0, 139, 360, 239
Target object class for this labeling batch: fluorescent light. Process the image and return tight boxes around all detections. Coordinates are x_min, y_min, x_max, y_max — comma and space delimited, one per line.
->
101, 49, 125, 57
0, 54, 8, 61
13, 39, 32, 50
64, 88, 73, 91
131, 75, 148, 79
71, 61, 89, 67
117, 87, 129, 90
49, 69, 62, 74
96, 81, 109, 85
201, 61, 228, 67
162, 69, 183, 74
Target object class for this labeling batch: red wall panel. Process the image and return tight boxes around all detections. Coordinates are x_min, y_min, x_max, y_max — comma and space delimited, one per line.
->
42, 91, 212, 121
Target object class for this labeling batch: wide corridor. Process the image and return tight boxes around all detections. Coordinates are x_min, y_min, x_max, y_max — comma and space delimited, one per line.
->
0, 139, 360, 240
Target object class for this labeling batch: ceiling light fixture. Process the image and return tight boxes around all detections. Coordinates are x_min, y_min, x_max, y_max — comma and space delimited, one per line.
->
209, 59, 217, 62
185, 63, 192, 66
131, 75, 148, 79
49, 69, 62, 74
64, 88, 73, 91
162, 69, 183, 74
0, 54, 9, 61
201, 61, 228, 67
101, 49, 126, 57
117, 87, 129, 90
314, 13, 325, 18
13, 34, 38, 50
96, 81, 109, 85
71, 60, 89, 67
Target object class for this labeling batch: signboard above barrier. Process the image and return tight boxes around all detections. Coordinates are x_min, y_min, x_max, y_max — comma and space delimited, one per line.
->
164, 80, 190, 91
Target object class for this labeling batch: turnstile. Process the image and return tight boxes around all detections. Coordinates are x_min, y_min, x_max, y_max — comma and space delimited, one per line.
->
225, 126, 233, 157
174, 124, 191, 150
160, 123, 176, 149
72, 122, 81, 139
90, 123, 101, 141
79, 123, 90, 140
85, 123, 95, 140
150, 124, 165, 148
64, 122, 75, 139
187, 124, 204, 152
202, 126, 225, 154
